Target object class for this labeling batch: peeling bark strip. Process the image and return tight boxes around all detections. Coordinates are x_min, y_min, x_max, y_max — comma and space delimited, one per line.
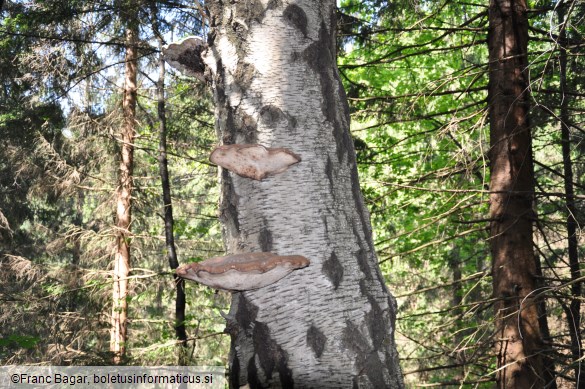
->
176, 252, 309, 291
210, 144, 301, 180
202, 0, 404, 387
488, 0, 546, 387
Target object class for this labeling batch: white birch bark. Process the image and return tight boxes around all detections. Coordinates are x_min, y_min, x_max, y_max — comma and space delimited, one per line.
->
203, 0, 404, 387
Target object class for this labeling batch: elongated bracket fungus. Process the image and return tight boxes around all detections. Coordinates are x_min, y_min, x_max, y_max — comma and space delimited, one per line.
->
210, 144, 301, 180
162, 36, 207, 82
176, 252, 310, 291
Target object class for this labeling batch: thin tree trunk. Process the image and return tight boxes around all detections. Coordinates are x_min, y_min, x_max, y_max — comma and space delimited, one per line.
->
534, 254, 557, 388
449, 247, 466, 380
558, 5, 582, 386
202, 1, 404, 387
110, 10, 138, 364
488, 0, 545, 387
155, 33, 188, 350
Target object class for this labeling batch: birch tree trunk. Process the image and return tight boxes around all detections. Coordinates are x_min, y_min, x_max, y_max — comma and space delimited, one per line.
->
110, 6, 138, 364
202, 0, 404, 387
488, 0, 545, 386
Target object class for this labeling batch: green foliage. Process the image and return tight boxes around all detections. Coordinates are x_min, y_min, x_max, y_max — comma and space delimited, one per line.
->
1, 0, 227, 368
338, 0, 584, 386
0, 335, 40, 350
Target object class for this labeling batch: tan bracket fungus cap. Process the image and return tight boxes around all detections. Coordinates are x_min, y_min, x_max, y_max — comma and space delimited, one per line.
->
210, 144, 301, 180
176, 252, 310, 291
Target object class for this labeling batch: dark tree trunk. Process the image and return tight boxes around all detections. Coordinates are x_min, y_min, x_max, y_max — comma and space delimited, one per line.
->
488, 0, 546, 387
202, 0, 404, 387
558, 5, 582, 386
534, 254, 557, 388
155, 34, 188, 349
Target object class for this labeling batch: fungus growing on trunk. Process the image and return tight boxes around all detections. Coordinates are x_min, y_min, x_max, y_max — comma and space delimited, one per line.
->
176, 252, 310, 291
162, 36, 207, 82
210, 144, 301, 180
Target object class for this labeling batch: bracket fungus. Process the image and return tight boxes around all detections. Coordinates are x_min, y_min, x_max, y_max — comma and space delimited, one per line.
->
176, 252, 310, 291
210, 144, 301, 180
162, 36, 207, 82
